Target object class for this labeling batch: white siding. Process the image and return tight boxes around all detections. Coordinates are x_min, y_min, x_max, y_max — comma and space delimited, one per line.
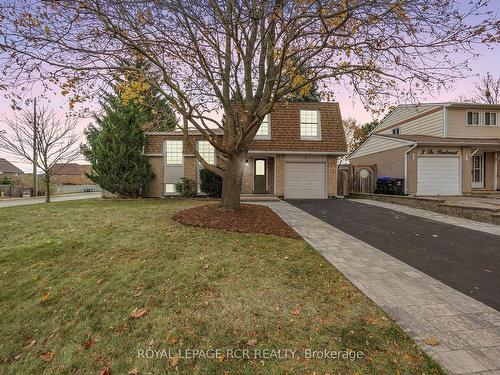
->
349, 136, 412, 159
378, 108, 443, 137
447, 108, 500, 138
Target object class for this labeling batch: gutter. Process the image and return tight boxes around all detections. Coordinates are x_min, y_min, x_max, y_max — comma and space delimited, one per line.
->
404, 143, 418, 195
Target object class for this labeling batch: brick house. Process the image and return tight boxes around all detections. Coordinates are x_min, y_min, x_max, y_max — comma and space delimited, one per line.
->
50, 163, 94, 185
349, 103, 500, 196
143, 102, 347, 199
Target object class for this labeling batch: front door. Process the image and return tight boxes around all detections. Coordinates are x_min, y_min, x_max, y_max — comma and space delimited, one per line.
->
472, 154, 485, 188
253, 158, 267, 193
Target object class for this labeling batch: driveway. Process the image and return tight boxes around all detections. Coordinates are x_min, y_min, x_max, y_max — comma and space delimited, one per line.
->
287, 199, 500, 312
0, 192, 101, 208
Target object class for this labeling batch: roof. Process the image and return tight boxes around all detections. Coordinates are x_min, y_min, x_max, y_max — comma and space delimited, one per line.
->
145, 127, 225, 136
377, 134, 500, 146
0, 158, 24, 174
51, 163, 91, 175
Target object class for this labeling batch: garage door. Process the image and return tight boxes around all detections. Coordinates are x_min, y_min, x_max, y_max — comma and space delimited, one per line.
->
284, 162, 326, 199
417, 157, 460, 196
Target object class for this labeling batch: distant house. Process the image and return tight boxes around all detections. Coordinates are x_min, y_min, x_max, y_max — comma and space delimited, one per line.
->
0, 158, 24, 177
50, 163, 94, 185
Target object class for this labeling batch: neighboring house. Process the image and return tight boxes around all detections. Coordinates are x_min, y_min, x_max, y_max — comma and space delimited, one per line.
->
143, 102, 347, 199
50, 163, 94, 185
0, 158, 24, 177
349, 103, 500, 196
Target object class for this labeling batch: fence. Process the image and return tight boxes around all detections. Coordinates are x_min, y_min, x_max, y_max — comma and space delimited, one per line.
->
55, 184, 102, 194
0, 184, 26, 198
337, 164, 377, 196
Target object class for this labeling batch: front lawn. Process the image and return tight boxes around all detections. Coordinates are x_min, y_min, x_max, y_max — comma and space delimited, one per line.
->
0, 199, 443, 374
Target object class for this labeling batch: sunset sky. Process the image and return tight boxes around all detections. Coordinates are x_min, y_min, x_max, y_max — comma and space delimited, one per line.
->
0, 1, 498, 172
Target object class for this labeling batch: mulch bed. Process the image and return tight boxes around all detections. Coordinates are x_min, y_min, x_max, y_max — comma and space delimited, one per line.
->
172, 204, 302, 239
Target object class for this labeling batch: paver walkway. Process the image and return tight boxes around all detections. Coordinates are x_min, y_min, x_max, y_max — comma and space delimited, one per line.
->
261, 200, 500, 375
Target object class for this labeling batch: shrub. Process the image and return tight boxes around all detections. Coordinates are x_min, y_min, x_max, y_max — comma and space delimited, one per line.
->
200, 169, 222, 198
0, 176, 13, 185
175, 177, 196, 197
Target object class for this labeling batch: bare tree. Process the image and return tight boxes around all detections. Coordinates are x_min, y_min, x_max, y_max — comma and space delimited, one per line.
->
0, 1, 498, 209
0, 107, 80, 202
474, 72, 500, 104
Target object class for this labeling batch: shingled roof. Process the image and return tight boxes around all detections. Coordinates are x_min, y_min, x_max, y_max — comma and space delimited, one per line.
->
0, 158, 24, 174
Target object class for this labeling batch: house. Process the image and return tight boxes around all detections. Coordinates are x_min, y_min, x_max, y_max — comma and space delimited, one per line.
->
349, 103, 500, 196
50, 163, 94, 185
0, 158, 24, 177
143, 102, 347, 199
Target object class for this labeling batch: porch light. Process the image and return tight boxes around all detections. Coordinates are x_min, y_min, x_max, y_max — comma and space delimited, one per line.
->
245, 160, 249, 166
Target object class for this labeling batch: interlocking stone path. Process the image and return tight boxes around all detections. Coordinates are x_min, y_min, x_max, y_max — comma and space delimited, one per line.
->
349, 198, 500, 237
261, 200, 500, 375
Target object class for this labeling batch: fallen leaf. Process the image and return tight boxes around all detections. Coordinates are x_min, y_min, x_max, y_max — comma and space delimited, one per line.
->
170, 353, 180, 367
128, 369, 139, 375
130, 308, 148, 319
291, 305, 304, 316
432, 234, 439, 238
26, 339, 36, 348
218, 353, 225, 363
40, 351, 54, 362
41, 292, 50, 303
247, 338, 257, 347
96, 279, 103, 284
424, 337, 439, 346
168, 336, 178, 345
14, 354, 22, 360
100, 367, 111, 375
84, 337, 95, 349
203, 264, 209, 270
284, 256, 289, 260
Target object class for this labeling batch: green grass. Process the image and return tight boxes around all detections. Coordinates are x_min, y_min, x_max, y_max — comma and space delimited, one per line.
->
0, 199, 443, 374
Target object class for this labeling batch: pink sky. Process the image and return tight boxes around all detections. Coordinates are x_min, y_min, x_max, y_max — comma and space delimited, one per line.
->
1, 42, 498, 172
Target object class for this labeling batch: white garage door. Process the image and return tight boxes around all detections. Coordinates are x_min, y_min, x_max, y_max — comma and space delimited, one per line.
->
417, 157, 460, 196
284, 162, 326, 199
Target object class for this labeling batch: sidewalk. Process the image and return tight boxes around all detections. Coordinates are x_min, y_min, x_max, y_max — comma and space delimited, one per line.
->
261, 200, 500, 375
0, 192, 101, 208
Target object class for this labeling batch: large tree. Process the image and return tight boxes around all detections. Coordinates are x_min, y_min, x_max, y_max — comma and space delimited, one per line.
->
0, 1, 498, 209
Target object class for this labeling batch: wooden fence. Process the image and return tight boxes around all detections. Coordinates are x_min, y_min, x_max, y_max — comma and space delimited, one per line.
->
0, 184, 26, 198
337, 165, 377, 196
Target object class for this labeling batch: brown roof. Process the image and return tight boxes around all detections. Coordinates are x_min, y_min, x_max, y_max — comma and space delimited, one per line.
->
51, 163, 91, 175
377, 134, 500, 146
0, 158, 24, 174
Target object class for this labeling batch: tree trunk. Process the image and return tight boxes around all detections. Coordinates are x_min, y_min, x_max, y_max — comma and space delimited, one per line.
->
220, 152, 246, 211
45, 175, 51, 203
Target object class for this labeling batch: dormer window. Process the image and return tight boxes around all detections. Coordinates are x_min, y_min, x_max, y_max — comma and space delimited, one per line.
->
255, 114, 271, 139
300, 110, 321, 140
392, 127, 400, 135
484, 112, 497, 126
467, 110, 480, 126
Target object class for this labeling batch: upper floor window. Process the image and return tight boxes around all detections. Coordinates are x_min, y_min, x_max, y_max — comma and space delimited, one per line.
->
164, 140, 183, 165
255, 114, 270, 139
197, 141, 215, 165
392, 127, 400, 135
467, 110, 481, 126
300, 110, 320, 139
484, 112, 497, 126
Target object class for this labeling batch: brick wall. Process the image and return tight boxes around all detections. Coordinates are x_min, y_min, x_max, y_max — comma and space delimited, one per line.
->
147, 156, 164, 197
327, 156, 337, 197
275, 155, 285, 196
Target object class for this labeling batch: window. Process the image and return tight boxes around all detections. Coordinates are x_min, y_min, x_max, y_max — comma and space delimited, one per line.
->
300, 110, 320, 139
165, 184, 176, 194
164, 140, 183, 165
484, 112, 497, 126
197, 141, 215, 165
256, 114, 270, 139
255, 159, 265, 175
392, 127, 400, 135
467, 110, 480, 126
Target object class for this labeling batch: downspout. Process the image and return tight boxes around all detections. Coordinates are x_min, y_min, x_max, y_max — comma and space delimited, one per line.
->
404, 143, 418, 195
443, 103, 451, 137
495, 153, 499, 191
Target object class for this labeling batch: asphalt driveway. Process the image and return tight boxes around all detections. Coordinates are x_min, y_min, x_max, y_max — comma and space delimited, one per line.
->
287, 199, 500, 311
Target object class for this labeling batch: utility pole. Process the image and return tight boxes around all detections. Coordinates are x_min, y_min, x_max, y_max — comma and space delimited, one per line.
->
32, 98, 37, 197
